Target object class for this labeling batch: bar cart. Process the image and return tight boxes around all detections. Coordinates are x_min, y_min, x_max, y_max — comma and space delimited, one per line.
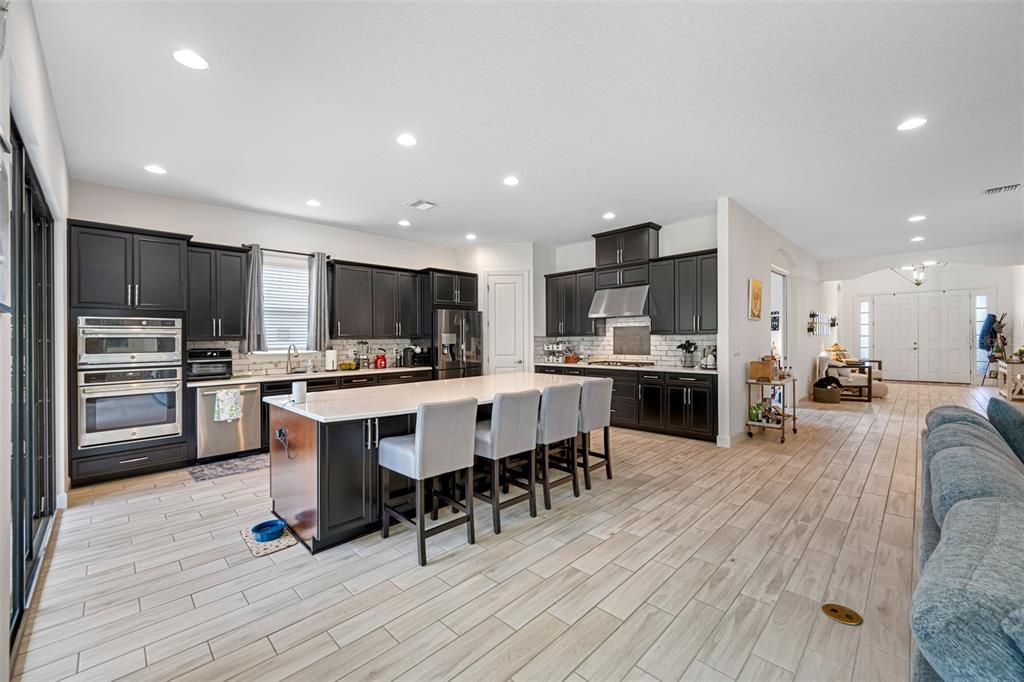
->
746, 377, 798, 443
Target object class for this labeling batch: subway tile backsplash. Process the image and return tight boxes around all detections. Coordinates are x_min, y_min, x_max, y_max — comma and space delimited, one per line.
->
535, 316, 716, 367
187, 339, 413, 376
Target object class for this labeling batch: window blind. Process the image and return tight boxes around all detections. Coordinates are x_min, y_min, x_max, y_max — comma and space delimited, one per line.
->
262, 251, 310, 351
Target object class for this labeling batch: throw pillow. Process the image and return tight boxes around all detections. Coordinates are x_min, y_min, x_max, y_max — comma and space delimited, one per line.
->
1004, 607, 1024, 655
988, 398, 1024, 466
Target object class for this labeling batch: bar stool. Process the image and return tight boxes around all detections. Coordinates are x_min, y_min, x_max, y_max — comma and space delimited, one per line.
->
378, 397, 478, 566
577, 377, 614, 490
473, 389, 541, 534
536, 382, 583, 510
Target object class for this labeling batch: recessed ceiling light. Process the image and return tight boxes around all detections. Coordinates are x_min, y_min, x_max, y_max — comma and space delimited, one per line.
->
144, 164, 167, 175
398, 220, 411, 227
396, 133, 418, 147
465, 233, 477, 241
910, 236, 925, 242
900, 265, 915, 271
305, 199, 321, 207
502, 176, 520, 187
908, 215, 926, 222
602, 212, 616, 220
897, 117, 927, 131
172, 49, 209, 71
922, 260, 938, 266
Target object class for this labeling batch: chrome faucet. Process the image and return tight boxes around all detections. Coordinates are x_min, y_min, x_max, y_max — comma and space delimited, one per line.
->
286, 344, 300, 373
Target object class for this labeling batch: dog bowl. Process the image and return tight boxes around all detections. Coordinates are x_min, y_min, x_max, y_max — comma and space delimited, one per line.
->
251, 519, 286, 543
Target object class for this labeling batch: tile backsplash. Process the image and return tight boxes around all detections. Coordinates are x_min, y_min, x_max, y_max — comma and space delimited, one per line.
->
188, 339, 414, 375
535, 317, 717, 366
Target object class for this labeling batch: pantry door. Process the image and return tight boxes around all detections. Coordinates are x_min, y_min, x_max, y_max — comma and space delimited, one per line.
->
918, 290, 971, 383
873, 293, 919, 381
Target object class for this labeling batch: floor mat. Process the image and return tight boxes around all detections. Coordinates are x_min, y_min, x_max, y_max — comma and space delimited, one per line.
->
242, 525, 298, 557
187, 453, 269, 482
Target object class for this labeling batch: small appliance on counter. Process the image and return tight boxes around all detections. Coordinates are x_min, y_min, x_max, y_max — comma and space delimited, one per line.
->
374, 348, 388, 369
186, 348, 233, 381
701, 346, 718, 370
324, 349, 338, 371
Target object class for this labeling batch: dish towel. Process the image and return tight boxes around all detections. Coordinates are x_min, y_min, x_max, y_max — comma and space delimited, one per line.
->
214, 389, 242, 422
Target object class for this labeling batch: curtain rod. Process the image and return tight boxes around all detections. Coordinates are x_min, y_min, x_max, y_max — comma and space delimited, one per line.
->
243, 244, 326, 259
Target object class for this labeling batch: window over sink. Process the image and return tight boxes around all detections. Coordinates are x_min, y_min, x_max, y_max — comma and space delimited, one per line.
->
262, 251, 310, 351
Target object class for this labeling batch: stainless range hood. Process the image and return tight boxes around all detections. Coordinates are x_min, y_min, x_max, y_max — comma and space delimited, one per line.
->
588, 284, 649, 318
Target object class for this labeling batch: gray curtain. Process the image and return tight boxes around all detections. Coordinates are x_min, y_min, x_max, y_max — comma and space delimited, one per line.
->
308, 252, 329, 351
240, 244, 267, 354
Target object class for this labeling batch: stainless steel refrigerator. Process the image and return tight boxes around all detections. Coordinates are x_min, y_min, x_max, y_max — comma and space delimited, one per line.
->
434, 309, 483, 379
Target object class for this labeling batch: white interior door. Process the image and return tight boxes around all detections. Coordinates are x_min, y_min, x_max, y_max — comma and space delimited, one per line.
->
874, 293, 919, 380
918, 290, 971, 383
487, 273, 526, 374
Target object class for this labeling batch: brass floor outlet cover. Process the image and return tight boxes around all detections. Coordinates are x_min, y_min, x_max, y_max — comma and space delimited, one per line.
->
821, 603, 863, 626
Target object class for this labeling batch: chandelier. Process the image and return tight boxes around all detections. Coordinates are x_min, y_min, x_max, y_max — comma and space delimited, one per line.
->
891, 261, 946, 287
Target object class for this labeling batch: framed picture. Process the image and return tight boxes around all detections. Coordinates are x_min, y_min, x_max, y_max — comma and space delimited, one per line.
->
748, 278, 763, 321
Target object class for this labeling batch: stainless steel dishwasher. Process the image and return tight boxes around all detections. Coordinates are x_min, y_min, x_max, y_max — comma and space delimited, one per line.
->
196, 383, 262, 459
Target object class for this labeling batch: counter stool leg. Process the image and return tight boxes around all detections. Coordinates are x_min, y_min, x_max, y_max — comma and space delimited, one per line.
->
430, 476, 439, 521
569, 437, 581, 497
501, 460, 510, 494
541, 444, 552, 510
603, 426, 613, 480
581, 432, 593, 491
491, 459, 501, 534
415, 479, 427, 567
379, 466, 389, 539
528, 448, 538, 517
465, 466, 475, 544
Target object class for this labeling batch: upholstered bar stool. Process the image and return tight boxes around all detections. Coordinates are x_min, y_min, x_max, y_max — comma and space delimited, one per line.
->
577, 378, 614, 490
536, 382, 583, 510
473, 389, 541, 534
378, 397, 478, 566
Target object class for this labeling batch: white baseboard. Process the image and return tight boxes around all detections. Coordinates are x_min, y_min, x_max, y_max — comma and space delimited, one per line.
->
717, 434, 731, 448
56, 492, 68, 510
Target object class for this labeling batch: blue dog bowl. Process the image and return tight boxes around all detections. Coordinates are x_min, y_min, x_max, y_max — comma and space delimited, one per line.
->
251, 519, 286, 543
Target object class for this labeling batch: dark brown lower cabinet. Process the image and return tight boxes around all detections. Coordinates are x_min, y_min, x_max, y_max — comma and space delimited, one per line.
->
536, 367, 717, 440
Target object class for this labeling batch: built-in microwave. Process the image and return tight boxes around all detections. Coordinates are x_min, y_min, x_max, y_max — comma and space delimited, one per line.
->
77, 317, 182, 367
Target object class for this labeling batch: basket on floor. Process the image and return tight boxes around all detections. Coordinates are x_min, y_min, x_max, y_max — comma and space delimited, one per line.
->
813, 386, 842, 403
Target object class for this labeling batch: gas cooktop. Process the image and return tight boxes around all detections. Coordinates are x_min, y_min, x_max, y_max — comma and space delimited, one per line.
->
587, 360, 656, 367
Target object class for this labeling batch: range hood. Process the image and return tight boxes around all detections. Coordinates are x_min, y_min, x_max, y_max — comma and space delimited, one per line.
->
588, 285, 649, 318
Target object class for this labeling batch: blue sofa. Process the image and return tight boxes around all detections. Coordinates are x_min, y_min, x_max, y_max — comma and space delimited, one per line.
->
913, 404, 1024, 681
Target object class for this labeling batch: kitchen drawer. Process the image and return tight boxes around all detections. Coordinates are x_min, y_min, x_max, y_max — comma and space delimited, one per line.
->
637, 372, 665, 383
306, 377, 341, 392
610, 397, 638, 426
562, 366, 586, 376
341, 375, 379, 388
262, 380, 293, 396
378, 372, 429, 385
585, 368, 638, 397
536, 366, 564, 375
665, 372, 714, 386
71, 442, 188, 485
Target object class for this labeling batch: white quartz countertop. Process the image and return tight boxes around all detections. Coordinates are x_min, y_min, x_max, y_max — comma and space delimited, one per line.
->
534, 362, 718, 375
187, 366, 431, 389
264, 373, 596, 422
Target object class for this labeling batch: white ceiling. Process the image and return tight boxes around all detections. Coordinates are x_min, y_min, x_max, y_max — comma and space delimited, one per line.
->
33, 1, 1023, 258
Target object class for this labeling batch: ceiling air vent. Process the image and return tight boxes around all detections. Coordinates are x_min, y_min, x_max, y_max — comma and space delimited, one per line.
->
981, 183, 1020, 196
404, 198, 437, 211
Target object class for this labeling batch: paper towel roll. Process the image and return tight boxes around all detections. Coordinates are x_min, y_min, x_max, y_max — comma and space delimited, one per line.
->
324, 349, 338, 371
291, 381, 307, 404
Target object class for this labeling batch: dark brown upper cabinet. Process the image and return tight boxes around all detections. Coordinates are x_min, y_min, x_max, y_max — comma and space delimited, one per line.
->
545, 269, 604, 337
424, 270, 477, 309
648, 249, 717, 335
574, 270, 601, 336
331, 263, 373, 338
70, 221, 188, 311
188, 245, 247, 340
371, 268, 419, 338
593, 223, 661, 268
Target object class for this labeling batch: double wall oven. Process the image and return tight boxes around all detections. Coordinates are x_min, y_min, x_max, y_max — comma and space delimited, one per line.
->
76, 317, 183, 449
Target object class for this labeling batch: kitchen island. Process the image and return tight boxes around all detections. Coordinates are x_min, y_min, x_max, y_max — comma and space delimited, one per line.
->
264, 373, 595, 553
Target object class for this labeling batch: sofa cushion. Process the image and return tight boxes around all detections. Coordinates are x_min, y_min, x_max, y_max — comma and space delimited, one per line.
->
926, 405, 1000, 435
1003, 607, 1024, 657
924, 421, 1016, 467
911, 498, 1024, 681
930, 446, 1024, 526
988, 398, 1024, 466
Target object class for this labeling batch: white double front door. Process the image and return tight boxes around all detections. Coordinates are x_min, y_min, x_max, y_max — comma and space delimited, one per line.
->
873, 290, 971, 383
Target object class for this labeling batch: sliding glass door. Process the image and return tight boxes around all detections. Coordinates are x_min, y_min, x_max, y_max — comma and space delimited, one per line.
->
9, 120, 56, 645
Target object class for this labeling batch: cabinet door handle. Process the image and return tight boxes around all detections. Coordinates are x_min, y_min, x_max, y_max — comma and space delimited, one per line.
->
127, 285, 132, 306
212, 317, 216, 336
364, 419, 371, 449
135, 284, 140, 306
374, 417, 380, 447
336, 320, 341, 336
697, 315, 701, 330
119, 456, 148, 465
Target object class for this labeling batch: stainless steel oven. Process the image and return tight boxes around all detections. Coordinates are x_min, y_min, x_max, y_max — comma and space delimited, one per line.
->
77, 316, 182, 367
77, 366, 183, 448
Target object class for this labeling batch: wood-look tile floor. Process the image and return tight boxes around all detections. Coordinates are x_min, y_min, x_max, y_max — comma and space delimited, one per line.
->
15, 383, 1001, 682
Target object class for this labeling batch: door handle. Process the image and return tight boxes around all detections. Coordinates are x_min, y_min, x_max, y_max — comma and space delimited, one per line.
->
201, 388, 259, 396
515, 360, 523, 364
118, 456, 148, 465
